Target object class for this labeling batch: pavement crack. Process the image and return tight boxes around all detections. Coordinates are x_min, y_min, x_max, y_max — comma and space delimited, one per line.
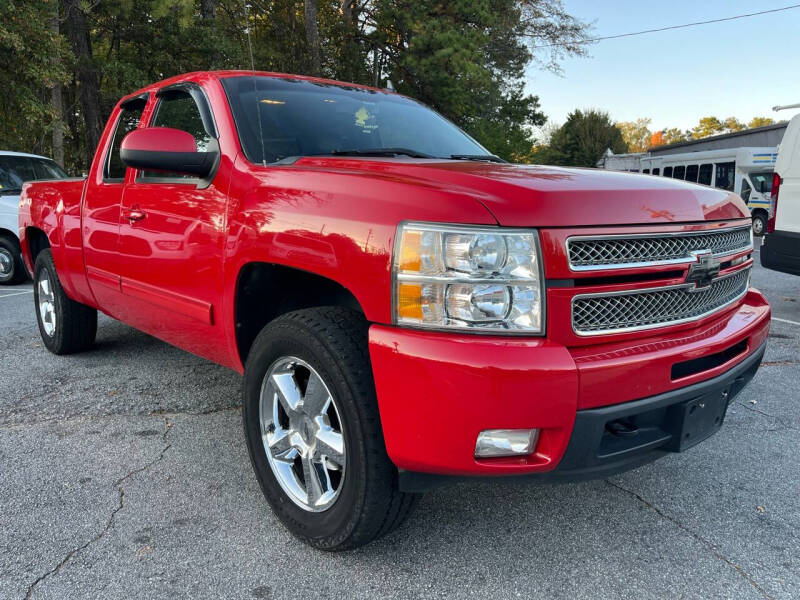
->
24, 417, 173, 599
146, 406, 240, 417
0, 406, 239, 429
737, 402, 798, 431
605, 479, 773, 600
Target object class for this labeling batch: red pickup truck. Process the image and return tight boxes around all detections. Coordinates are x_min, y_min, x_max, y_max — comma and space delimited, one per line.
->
19, 71, 770, 550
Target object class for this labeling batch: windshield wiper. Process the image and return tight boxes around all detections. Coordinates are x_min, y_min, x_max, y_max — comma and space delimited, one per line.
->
449, 154, 507, 163
327, 148, 434, 159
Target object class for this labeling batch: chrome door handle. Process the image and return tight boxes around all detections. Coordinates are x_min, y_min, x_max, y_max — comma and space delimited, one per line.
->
123, 209, 146, 223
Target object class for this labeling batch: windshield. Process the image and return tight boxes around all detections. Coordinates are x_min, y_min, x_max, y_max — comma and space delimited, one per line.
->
0, 155, 68, 195
221, 76, 489, 164
748, 171, 773, 194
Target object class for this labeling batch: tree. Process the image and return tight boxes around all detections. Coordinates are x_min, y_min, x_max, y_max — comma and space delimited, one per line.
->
64, 0, 103, 168
0, 0, 69, 158
662, 127, 688, 145
650, 130, 664, 147
616, 118, 652, 152
539, 109, 628, 167
0, 0, 590, 169
304, 0, 321, 76
722, 117, 745, 133
691, 116, 724, 139
50, 2, 64, 167
368, 0, 588, 160
748, 116, 775, 128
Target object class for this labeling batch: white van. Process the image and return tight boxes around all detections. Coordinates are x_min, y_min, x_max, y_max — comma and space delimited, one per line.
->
0, 151, 69, 284
761, 114, 800, 276
640, 147, 777, 236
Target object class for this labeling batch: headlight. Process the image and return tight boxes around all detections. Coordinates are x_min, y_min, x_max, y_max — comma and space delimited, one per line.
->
393, 222, 545, 334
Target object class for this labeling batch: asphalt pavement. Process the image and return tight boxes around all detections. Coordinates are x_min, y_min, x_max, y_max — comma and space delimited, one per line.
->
1, 245, 798, 599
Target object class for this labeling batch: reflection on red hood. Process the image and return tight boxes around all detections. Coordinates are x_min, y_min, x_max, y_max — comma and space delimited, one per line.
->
295, 158, 749, 227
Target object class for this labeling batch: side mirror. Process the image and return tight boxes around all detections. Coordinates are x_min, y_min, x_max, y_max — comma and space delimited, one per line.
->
120, 127, 218, 177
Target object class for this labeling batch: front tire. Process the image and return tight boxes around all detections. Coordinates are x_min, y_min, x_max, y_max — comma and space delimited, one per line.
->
242, 307, 418, 550
33, 249, 97, 355
752, 212, 767, 237
0, 235, 26, 285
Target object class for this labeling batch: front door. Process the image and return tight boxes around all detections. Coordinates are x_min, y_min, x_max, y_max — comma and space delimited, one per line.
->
116, 85, 230, 364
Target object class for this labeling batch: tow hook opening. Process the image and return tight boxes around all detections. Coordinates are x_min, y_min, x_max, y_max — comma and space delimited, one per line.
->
606, 419, 639, 438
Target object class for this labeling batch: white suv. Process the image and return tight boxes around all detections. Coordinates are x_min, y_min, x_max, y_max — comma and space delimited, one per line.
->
0, 151, 69, 284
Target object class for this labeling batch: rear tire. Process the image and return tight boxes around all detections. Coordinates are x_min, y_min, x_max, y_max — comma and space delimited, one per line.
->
33, 249, 97, 355
0, 235, 26, 285
242, 307, 419, 550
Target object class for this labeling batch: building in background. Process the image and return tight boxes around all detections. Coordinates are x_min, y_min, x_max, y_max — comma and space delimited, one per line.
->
595, 149, 645, 172
598, 122, 788, 172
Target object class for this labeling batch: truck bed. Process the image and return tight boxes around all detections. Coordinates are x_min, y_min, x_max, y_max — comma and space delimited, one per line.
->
19, 177, 92, 304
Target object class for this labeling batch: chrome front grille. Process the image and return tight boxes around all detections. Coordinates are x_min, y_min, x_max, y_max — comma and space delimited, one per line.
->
572, 268, 750, 336
567, 226, 752, 270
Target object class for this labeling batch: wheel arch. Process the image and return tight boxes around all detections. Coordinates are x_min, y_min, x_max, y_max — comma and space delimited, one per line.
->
234, 262, 366, 364
0, 227, 19, 243
24, 226, 51, 266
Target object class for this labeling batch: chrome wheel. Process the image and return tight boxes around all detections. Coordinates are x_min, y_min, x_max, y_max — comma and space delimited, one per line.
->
0, 248, 12, 280
259, 356, 346, 512
38, 270, 57, 337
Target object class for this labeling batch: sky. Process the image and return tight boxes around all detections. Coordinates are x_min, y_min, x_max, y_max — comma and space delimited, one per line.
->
525, 0, 800, 133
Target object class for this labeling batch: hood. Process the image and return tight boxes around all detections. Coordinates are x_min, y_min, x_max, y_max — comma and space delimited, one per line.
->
294, 158, 749, 227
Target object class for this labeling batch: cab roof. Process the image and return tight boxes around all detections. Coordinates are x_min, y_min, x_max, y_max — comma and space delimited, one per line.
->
120, 70, 394, 107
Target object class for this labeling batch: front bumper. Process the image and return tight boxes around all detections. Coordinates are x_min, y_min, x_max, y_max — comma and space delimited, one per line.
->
399, 341, 764, 492
368, 289, 770, 487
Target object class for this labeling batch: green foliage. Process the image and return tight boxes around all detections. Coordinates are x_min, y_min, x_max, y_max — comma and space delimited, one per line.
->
722, 116, 745, 133
364, 1, 586, 160
691, 116, 724, 139
532, 109, 627, 167
0, 0, 69, 156
748, 116, 775, 128
661, 127, 688, 145
0, 0, 589, 170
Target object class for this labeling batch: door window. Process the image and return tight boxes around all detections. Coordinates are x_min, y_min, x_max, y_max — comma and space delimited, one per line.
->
685, 164, 699, 182
105, 101, 145, 181
749, 171, 773, 194
698, 164, 713, 185
32, 159, 68, 180
140, 91, 212, 180
0, 156, 36, 194
740, 178, 752, 202
714, 162, 735, 191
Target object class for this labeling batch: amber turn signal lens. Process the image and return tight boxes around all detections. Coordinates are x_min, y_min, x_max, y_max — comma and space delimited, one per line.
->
399, 230, 421, 272
397, 283, 423, 320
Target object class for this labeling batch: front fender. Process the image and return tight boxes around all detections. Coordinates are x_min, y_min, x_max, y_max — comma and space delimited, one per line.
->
220, 154, 498, 369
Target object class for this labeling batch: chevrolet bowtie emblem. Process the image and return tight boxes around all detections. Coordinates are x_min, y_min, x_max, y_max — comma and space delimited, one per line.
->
686, 251, 720, 289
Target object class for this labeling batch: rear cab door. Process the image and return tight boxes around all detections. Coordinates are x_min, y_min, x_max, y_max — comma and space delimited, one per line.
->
82, 95, 148, 315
